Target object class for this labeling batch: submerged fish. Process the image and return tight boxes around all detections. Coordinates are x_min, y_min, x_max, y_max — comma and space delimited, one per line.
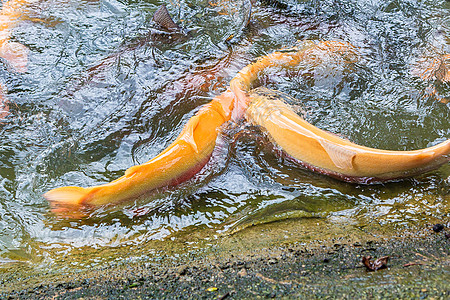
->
64, 4, 190, 96
246, 87, 450, 183
152, 4, 182, 31
411, 26, 450, 103
209, 0, 252, 42
0, 0, 29, 73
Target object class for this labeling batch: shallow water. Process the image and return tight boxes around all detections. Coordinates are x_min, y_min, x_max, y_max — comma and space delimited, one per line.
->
0, 0, 449, 267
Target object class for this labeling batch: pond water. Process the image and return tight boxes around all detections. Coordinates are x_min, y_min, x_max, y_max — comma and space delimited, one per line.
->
0, 0, 449, 267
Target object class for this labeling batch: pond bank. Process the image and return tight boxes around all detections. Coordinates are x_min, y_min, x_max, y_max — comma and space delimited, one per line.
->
1, 217, 449, 299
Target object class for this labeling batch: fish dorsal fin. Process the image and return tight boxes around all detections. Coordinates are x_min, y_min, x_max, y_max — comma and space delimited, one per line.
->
0, 41, 29, 73
180, 115, 200, 154
417, 151, 434, 160
319, 139, 356, 170
125, 163, 144, 177
152, 5, 181, 31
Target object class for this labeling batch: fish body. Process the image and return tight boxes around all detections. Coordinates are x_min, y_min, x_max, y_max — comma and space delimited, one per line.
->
246, 87, 450, 183
44, 90, 234, 214
414, 54, 450, 103
65, 4, 189, 95
413, 54, 450, 83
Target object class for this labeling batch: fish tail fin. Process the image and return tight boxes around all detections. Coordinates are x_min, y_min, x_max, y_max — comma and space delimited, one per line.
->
44, 186, 89, 205
44, 186, 91, 218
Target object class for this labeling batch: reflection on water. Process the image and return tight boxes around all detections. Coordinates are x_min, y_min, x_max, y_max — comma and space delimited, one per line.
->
0, 0, 449, 267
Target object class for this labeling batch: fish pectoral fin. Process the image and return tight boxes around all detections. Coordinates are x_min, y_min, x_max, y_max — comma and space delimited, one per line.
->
319, 139, 356, 170
416, 151, 435, 161
180, 114, 200, 154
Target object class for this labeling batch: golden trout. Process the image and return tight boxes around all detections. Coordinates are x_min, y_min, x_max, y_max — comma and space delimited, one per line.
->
229, 41, 449, 183
42, 41, 370, 215
44, 90, 234, 215
412, 53, 450, 104
246, 87, 450, 183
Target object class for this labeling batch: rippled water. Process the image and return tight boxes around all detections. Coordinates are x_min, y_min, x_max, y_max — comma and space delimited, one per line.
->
0, 0, 449, 266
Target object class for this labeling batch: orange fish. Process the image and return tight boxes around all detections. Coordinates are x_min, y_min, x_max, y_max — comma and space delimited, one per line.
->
412, 53, 450, 104
0, 0, 29, 72
412, 54, 450, 83
44, 90, 235, 216
246, 87, 450, 183
230, 41, 449, 183
44, 40, 449, 217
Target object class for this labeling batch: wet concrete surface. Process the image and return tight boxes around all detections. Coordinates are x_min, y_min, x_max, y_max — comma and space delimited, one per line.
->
1, 218, 449, 299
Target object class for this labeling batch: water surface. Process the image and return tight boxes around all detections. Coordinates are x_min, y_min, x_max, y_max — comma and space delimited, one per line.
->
0, 0, 449, 267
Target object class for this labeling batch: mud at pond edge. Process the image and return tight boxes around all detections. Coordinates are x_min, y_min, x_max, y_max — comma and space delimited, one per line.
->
0, 218, 449, 299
